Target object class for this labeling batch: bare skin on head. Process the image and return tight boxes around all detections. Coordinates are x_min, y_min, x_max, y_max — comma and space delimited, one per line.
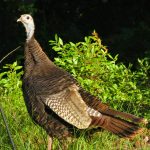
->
17, 14, 35, 42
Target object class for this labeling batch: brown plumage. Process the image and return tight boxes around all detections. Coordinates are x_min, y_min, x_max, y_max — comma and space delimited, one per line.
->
17, 14, 147, 149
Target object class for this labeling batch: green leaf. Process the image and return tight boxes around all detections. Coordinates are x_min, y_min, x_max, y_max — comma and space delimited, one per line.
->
59, 37, 63, 46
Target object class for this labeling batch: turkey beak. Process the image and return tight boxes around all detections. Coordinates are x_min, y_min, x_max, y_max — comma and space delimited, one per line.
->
17, 17, 21, 22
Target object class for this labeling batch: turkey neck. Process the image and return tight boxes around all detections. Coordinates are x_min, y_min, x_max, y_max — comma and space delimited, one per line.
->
24, 36, 54, 75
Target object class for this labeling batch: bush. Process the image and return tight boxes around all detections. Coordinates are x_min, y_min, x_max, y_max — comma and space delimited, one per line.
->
49, 32, 150, 119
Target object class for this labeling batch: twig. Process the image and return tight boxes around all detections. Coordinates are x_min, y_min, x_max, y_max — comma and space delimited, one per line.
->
0, 105, 16, 150
0, 46, 21, 64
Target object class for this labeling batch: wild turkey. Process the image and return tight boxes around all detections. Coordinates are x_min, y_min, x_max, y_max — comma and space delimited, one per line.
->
17, 14, 147, 149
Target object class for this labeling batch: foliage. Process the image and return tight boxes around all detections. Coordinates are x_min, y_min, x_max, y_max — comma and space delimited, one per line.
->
50, 32, 150, 119
0, 62, 23, 94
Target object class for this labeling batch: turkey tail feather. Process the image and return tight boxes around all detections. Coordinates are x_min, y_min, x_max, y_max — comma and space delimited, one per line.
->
79, 89, 148, 124
90, 115, 144, 138
98, 103, 148, 125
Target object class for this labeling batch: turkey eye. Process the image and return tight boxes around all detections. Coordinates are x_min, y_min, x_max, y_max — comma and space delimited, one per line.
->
26, 16, 30, 20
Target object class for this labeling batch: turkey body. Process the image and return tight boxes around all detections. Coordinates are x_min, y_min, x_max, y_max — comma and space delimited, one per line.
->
22, 37, 144, 140
23, 38, 76, 139
23, 38, 103, 139
18, 14, 146, 143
